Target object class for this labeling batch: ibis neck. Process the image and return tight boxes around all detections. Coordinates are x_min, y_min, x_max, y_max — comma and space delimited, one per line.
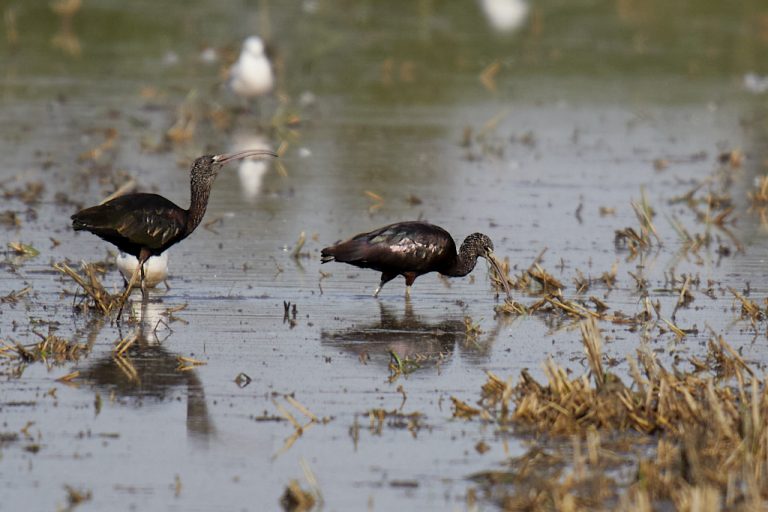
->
185, 179, 212, 236
444, 249, 480, 277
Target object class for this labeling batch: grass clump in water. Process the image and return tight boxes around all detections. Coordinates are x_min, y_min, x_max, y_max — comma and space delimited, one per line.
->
457, 318, 768, 511
54, 261, 124, 316
1, 331, 90, 374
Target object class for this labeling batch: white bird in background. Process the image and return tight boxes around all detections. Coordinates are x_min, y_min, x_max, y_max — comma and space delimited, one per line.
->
228, 36, 274, 100
479, 0, 529, 33
231, 131, 273, 201
744, 73, 768, 94
116, 251, 169, 289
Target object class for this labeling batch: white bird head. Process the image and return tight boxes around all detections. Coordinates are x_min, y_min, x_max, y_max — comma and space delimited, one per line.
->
480, 0, 529, 33
242, 36, 265, 57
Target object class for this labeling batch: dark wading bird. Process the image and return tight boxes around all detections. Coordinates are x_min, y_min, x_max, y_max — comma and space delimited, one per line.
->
321, 221, 510, 298
71, 149, 276, 312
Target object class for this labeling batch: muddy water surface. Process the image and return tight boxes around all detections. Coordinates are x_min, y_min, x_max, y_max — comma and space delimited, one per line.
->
2, 1, 768, 510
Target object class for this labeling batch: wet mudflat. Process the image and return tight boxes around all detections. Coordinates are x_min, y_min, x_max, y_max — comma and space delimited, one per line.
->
2, 1, 768, 510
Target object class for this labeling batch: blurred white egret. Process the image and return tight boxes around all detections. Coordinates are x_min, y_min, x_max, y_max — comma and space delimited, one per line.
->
116, 252, 169, 289
228, 36, 274, 100
479, 0, 529, 33
744, 73, 768, 94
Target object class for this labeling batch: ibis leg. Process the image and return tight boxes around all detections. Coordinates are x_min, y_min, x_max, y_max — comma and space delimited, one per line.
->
140, 261, 147, 301
138, 249, 151, 303
116, 263, 141, 319
403, 273, 417, 299
373, 272, 397, 298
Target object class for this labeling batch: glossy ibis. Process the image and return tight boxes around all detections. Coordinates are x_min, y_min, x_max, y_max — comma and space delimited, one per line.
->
321, 221, 510, 297
71, 149, 276, 310
116, 251, 168, 289
228, 36, 274, 100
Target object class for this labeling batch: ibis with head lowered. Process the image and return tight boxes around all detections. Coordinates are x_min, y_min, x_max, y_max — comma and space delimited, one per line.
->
321, 221, 509, 297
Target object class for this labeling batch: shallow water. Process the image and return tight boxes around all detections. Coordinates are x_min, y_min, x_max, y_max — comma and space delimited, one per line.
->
2, 1, 768, 510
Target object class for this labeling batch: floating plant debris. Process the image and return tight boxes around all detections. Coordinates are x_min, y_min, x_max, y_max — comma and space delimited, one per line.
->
8, 241, 39, 257
280, 480, 315, 512
456, 318, 768, 509
1, 332, 90, 369
54, 261, 123, 315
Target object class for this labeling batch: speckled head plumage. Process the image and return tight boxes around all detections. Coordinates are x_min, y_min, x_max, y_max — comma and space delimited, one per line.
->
457, 232, 509, 296
190, 149, 277, 185
444, 232, 496, 279
191, 155, 218, 184
460, 232, 494, 258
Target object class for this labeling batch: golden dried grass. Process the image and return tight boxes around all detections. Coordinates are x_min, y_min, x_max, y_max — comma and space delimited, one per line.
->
459, 318, 768, 510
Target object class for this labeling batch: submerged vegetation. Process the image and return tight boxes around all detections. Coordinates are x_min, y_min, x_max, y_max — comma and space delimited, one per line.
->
1, 331, 90, 377
457, 318, 768, 510
54, 261, 125, 316
3, 0, 768, 510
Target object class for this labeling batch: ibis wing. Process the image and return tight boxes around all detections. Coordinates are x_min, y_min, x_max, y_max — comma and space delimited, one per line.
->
365, 231, 447, 273
113, 207, 185, 250
328, 222, 454, 274
72, 194, 186, 251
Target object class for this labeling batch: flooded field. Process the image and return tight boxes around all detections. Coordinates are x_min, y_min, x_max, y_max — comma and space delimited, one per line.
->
2, 1, 768, 510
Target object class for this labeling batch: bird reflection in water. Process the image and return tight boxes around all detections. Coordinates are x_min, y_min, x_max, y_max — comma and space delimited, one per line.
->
229, 130, 273, 202
79, 300, 215, 445
50, 0, 82, 57
321, 301, 502, 373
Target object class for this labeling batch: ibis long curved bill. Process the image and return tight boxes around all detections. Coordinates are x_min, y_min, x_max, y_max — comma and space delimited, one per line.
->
485, 250, 512, 298
212, 149, 277, 165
